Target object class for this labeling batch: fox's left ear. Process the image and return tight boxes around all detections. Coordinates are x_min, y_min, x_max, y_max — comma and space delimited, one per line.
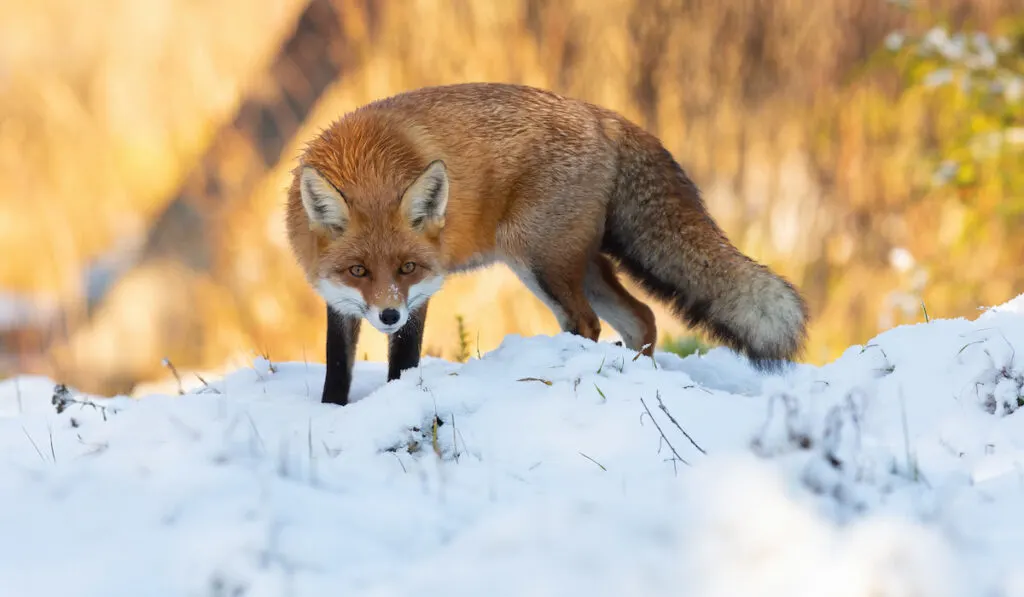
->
400, 160, 449, 233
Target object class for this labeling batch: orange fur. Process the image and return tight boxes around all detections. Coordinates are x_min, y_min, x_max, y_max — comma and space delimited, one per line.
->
285, 83, 808, 404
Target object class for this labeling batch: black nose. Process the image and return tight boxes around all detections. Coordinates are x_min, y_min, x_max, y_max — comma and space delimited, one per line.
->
379, 308, 400, 325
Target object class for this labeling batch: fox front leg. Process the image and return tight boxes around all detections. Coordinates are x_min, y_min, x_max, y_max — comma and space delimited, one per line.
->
387, 301, 429, 382
322, 305, 361, 405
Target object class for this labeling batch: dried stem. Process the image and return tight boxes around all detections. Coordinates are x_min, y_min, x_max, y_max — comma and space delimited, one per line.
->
656, 391, 707, 455
640, 397, 689, 466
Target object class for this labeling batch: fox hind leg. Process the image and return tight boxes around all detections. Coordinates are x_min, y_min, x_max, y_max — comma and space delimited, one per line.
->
585, 255, 657, 356
510, 256, 602, 345
500, 172, 612, 347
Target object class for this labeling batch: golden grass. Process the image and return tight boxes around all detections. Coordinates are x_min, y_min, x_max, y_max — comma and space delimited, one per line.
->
2, 0, 1021, 393
0, 0, 307, 292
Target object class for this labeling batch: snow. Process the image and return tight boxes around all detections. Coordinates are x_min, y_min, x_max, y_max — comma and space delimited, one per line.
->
983, 291, 1024, 316
2, 295, 1024, 597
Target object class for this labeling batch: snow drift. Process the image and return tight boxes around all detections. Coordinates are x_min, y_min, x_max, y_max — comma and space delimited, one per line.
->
1, 294, 1023, 597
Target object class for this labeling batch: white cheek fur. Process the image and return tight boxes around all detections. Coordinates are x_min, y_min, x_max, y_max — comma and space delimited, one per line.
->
407, 275, 445, 310
316, 279, 367, 317
317, 274, 444, 332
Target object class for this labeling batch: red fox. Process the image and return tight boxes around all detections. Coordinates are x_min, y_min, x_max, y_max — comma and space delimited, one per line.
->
286, 82, 807, 405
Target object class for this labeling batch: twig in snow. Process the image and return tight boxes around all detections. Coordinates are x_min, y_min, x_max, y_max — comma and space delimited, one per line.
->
262, 350, 277, 375
21, 427, 46, 462
51, 384, 109, 421
517, 377, 553, 386
194, 373, 220, 394
681, 383, 713, 395
392, 452, 408, 473
161, 358, 185, 395
639, 397, 689, 467
631, 343, 657, 369
656, 391, 706, 455
859, 343, 888, 360
957, 339, 987, 357
964, 327, 1021, 369
859, 344, 895, 375
578, 451, 607, 471
48, 424, 56, 463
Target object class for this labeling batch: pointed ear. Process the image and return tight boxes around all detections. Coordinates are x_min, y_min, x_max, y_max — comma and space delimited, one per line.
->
400, 160, 449, 232
299, 166, 349, 232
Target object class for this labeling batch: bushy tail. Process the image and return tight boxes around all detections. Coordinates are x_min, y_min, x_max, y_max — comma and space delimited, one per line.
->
601, 132, 808, 371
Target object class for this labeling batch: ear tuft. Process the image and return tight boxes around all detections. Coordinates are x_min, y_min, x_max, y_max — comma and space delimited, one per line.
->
300, 166, 349, 232
400, 160, 449, 232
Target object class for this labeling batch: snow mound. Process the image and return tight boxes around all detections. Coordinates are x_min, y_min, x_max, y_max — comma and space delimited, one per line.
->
982, 292, 1024, 317
1, 297, 1023, 597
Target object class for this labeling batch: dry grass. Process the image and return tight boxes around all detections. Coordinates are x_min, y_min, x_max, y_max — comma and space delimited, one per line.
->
1, 0, 1021, 393
0, 0, 306, 293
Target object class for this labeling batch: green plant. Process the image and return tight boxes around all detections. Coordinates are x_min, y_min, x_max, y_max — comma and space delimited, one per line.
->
454, 315, 471, 363
659, 335, 711, 359
877, 14, 1024, 207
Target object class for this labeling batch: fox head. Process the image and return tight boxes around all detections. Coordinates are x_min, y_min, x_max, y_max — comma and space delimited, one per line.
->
297, 158, 449, 335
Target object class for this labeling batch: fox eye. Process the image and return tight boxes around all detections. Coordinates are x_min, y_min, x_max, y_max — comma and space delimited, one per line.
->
399, 262, 416, 275
348, 264, 368, 278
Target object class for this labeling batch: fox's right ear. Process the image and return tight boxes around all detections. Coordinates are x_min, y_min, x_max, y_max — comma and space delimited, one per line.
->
300, 166, 349, 233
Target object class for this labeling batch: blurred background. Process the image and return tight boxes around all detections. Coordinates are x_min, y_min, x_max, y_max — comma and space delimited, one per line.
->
0, 0, 1021, 397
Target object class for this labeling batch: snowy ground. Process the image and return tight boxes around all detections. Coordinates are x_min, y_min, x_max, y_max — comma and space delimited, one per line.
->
2, 294, 1023, 597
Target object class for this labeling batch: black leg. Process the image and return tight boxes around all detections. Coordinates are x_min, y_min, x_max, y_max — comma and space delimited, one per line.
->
322, 305, 361, 405
387, 301, 429, 382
